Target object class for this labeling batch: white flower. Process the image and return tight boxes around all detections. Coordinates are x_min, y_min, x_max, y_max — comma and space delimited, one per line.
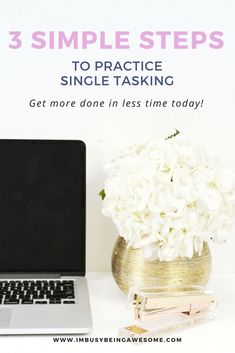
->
101, 136, 235, 261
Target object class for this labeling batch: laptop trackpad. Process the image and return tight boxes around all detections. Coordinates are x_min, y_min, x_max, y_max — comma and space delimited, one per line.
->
0, 309, 12, 327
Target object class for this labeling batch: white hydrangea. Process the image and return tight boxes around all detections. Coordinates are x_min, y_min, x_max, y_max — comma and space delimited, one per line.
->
101, 136, 235, 261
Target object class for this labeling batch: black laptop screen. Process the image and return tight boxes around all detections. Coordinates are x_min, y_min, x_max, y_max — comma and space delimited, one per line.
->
0, 140, 85, 275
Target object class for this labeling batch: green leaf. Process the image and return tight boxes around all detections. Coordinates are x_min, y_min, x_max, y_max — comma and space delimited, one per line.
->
165, 129, 180, 140
99, 189, 106, 200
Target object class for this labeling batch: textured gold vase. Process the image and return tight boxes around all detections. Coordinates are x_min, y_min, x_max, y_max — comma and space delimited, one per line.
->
112, 236, 212, 293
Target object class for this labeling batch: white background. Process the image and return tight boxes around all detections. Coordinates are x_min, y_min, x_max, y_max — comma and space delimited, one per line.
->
1, 0, 235, 273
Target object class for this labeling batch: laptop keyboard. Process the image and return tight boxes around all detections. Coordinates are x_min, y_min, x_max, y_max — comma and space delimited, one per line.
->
0, 280, 75, 305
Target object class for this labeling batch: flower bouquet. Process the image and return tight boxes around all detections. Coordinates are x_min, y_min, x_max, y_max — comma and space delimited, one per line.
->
100, 131, 235, 291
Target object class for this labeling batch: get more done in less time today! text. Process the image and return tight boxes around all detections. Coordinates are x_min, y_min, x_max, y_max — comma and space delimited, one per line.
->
29, 98, 203, 110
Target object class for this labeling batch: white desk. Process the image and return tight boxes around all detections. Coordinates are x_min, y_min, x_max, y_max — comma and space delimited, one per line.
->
0, 272, 234, 353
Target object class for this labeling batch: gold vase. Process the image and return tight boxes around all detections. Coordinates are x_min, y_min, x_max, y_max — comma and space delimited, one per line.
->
112, 236, 212, 293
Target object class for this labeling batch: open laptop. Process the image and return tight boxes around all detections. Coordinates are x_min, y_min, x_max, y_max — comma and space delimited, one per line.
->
0, 139, 92, 334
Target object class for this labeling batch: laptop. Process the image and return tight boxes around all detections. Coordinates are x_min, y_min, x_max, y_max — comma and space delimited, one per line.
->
0, 139, 92, 334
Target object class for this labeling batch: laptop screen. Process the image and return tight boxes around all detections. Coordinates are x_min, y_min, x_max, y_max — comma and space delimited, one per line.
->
0, 140, 85, 275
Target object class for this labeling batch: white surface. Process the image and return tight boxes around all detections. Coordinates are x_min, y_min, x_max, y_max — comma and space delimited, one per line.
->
1, 0, 235, 272
0, 272, 234, 353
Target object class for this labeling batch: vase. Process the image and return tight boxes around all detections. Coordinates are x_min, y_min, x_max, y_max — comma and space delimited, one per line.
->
111, 236, 212, 293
